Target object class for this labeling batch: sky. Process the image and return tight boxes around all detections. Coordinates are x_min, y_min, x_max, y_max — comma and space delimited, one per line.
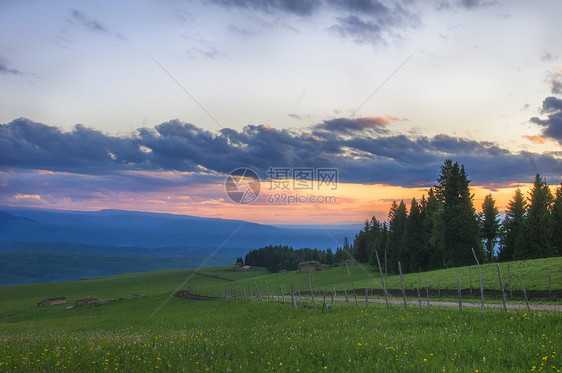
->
1, 0, 561, 225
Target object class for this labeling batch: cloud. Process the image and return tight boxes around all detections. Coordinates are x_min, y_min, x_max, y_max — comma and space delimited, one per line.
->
329, 2, 419, 46
313, 116, 393, 135
522, 135, 545, 144
211, 0, 419, 46
209, 0, 322, 16
67, 9, 125, 40
530, 96, 562, 145
547, 69, 562, 95
70, 9, 110, 34
0, 118, 144, 173
541, 50, 558, 62
437, 0, 495, 10
330, 16, 386, 45
458, 0, 495, 9
0, 58, 23, 75
327, 0, 393, 15
2, 117, 561, 189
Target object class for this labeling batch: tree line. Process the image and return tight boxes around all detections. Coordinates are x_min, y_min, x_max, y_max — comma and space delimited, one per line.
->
243, 159, 561, 274
244, 245, 346, 273
350, 160, 561, 273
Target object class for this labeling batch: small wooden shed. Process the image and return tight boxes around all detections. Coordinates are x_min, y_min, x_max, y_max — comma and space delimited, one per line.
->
75, 296, 98, 307
298, 262, 331, 273
37, 297, 68, 307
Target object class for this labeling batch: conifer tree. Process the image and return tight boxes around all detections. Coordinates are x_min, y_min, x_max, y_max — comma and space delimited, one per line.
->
552, 183, 562, 256
424, 188, 446, 268
500, 188, 527, 261
406, 197, 427, 272
525, 174, 554, 258
386, 200, 408, 272
435, 160, 482, 266
480, 194, 500, 262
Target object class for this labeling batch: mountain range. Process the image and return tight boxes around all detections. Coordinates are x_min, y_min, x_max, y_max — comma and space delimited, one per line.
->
0, 208, 359, 286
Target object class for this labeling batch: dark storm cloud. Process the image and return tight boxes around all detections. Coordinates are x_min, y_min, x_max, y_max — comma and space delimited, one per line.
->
330, 16, 387, 45
69, 10, 110, 34
208, 0, 322, 16
67, 9, 126, 40
0, 118, 143, 173
327, 0, 392, 15
437, 0, 495, 10
210, 0, 418, 46
329, 1, 419, 46
0, 60, 23, 75
530, 96, 562, 144
314, 117, 390, 135
2, 117, 561, 188
0, 168, 221, 203
458, 0, 495, 9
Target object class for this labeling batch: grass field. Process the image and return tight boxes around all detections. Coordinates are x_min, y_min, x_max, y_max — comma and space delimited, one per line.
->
1, 258, 561, 372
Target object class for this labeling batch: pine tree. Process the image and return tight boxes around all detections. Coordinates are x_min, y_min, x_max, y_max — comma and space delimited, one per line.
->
370, 223, 388, 267
334, 247, 343, 264
480, 194, 500, 262
386, 200, 408, 273
352, 220, 370, 263
500, 188, 527, 261
406, 197, 427, 272
552, 183, 562, 256
342, 237, 353, 260
325, 248, 334, 265
365, 216, 380, 264
435, 160, 482, 266
525, 174, 554, 258
424, 188, 446, 268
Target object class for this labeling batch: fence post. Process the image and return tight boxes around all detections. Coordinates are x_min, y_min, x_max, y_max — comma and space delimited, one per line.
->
375, 250, 389, 309
307, 271, 316, 310
346, 261, 358, 306
255, 282, 263, 303
496, 263, 508, 313
398, 261, 407, 310
518, 275, 531, 314
291, 283, 297, 309
384, 248, 388, 290
344, 289, 350, 307
332, 288, 336, 308
508, 264, 512, 299
469, 266, 473, 296
265, 280, 270, 302
425, 275, 430, 310
280, 284, 286, 307
365, 288, 369, 308
416, 280, 422, 310
472, 248, 485, 315
457, 277, 462, 314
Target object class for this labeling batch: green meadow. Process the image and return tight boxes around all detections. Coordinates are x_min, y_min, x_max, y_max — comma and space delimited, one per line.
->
1, 258, 561, 372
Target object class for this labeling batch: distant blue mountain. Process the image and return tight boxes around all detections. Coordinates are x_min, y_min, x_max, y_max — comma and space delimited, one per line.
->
0, 208, 357, 251
0, 208, 360, 286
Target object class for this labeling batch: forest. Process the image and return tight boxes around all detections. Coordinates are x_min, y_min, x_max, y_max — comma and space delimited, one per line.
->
245, 159, 562, 274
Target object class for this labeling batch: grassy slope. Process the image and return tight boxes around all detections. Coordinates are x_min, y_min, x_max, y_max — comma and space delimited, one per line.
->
1, 257, 561, 315
0, 259, 561, 372
192, 257, 562, 298
0, 251, 235, 286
